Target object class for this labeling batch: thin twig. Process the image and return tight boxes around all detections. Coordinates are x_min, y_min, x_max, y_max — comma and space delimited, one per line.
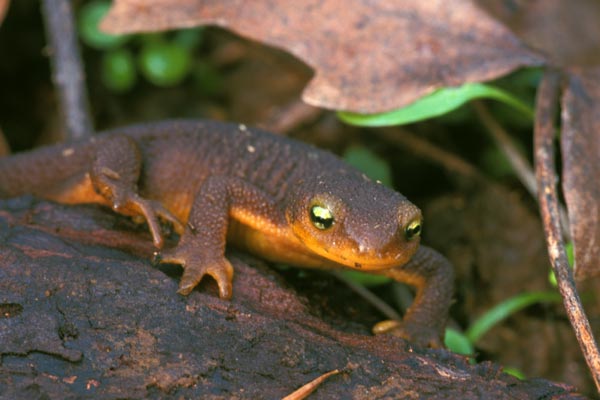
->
376, 128, 487, 182
41, 0, 94, 139
330, 270, 402, 321
534, 70, 600, 393
473, 101, 537, 197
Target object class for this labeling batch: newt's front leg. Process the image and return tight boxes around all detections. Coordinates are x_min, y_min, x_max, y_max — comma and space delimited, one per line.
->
159, 176, 281, 299
373, 246, 454, 348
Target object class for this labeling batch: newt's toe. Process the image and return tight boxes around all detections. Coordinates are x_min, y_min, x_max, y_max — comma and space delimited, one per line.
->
160, 247, 234, 299
178, 258, 234, 299
373, 319, 444, 348
132, 196, 165, 249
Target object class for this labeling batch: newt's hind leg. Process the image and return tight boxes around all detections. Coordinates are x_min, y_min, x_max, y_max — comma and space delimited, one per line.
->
90, 135, 184, 248
159, 176, 282, 299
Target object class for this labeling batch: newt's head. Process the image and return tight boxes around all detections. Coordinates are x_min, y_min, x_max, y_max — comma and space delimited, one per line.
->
285, 174, 422, 270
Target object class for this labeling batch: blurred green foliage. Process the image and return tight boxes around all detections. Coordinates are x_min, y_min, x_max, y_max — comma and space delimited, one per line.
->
78, 0, 208, 92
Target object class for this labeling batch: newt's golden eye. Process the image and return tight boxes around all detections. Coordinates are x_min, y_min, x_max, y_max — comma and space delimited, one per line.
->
310, 205, 334, 230
404, 219, 422, 241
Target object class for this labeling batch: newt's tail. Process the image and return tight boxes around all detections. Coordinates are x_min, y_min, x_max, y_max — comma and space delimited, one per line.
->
0, 127, 10, 156
0, 128, 9, 197
0, 140, 93, 199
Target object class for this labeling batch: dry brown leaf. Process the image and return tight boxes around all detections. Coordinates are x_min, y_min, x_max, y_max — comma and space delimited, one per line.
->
101, 0, 543, 113
477, 0, 600, 68
0, 0, 9, 26
561, 68, 600, 279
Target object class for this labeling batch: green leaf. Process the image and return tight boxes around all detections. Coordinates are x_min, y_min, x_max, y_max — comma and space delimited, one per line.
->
173, 27, 204, 50
565, 241, 575, 267
101, 49, 136, 92
503, 367, 526, 380
549, 242, 574, 287
343, 146, 393, 187
78, 0, 129, 50
466, 291, 562, 344
338, 82, 533, 127
338, 270, 390, 287
444, 328, 474, 357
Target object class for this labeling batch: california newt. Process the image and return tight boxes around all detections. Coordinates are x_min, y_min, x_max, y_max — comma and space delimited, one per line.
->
0, 120, 453, 347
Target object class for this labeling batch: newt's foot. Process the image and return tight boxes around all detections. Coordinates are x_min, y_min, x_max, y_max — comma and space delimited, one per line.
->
372, 319, 444, 348
114, 193, 184, 249
159, 247, 234, 299
94, 163, 185, 248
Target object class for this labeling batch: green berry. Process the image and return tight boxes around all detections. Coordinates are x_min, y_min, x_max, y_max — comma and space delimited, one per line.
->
78, 0, 128, 49
138, 41, 192, 87
102, 49, 136, 92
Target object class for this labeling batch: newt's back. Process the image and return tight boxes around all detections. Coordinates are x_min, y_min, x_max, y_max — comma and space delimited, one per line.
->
129, 120, 348, 207
0, 120, 345, 204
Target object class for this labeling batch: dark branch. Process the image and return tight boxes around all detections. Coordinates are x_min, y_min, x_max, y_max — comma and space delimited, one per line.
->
534, 69, 600, 393
41, 0, 93, 139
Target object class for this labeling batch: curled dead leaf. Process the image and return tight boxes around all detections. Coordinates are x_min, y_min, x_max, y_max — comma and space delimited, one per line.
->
477, 0, 600, 68
101, 0, 543, 113
561, 68, 600, 280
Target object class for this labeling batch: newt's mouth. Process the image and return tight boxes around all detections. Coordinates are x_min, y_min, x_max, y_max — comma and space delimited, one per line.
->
307, 240, 419, 270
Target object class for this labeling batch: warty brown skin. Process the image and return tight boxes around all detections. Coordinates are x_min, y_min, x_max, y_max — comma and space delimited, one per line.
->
0, 120, 454, 347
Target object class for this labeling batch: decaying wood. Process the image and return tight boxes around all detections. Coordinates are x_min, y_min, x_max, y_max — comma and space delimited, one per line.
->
0, 197, 586, 399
